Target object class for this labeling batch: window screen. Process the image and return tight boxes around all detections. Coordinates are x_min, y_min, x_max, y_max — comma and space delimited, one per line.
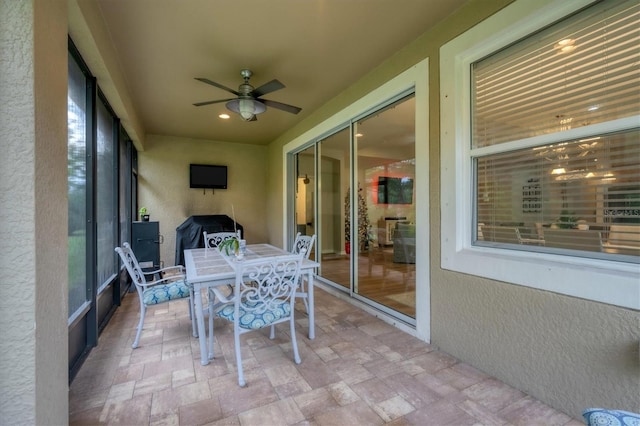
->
68, 51, 88, 317
96, 95, 118, 290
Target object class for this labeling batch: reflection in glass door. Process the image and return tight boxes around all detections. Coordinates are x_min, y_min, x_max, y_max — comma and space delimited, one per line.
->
294, 146, 316, 261
355, 95, 416, 318
317, 128, 351, 289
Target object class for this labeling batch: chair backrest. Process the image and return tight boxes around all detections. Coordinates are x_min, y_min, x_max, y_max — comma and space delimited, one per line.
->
203, 230, 241, 249
394, 223, 416, 239
233, 254, 304, 322
481, 225, 522, 244
607, 224, 640, 247
292, 232, 316, 259
115, 243, 147, 290
543, 228, 602, 252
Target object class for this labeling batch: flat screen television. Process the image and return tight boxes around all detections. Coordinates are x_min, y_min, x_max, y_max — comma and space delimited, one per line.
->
190, 164, 227, 189
377, 176, 413, 204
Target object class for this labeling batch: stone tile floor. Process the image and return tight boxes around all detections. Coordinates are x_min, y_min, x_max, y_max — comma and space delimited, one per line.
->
69, 286, 584, 425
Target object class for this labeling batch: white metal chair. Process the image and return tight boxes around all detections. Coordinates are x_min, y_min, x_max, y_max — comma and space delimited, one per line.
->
209, 253, 304, 387
203, 230, 241, 250
203, 230, 243, 321
291, 232, 316, 313
115, 243, 192, 349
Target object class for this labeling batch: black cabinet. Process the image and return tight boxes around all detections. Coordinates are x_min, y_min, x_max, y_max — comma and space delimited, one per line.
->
132, 221, 161, 271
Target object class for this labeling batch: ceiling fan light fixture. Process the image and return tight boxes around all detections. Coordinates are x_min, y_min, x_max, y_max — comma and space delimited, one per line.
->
194, 69, 301, 119
226, 98, 266, 121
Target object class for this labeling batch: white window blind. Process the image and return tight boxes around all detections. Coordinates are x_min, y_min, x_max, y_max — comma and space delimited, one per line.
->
472, 0, 640, 260
472, 0, 639, 148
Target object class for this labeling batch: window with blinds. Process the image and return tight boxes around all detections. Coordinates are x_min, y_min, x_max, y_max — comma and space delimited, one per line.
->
471, 0, 639, 261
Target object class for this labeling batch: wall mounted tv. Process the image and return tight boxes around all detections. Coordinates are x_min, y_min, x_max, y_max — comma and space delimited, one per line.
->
190, 164, 227, 189
377, 176, 413, 204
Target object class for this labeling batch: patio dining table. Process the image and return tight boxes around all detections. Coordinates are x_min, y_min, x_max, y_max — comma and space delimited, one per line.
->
184, 244, 319, 365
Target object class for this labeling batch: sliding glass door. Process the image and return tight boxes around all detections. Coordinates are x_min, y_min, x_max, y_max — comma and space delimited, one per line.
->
354, 95, 415, 318
290, 93, 416, 322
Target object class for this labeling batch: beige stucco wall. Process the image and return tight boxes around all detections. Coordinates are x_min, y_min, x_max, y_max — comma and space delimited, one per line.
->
267, 0, 640, 420
139, 135, 269, 266
0, 0, 69, 424
432, 272, 640, 415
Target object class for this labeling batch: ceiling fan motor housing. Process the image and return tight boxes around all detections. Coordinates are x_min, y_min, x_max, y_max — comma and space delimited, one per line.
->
239, 83, 254, 96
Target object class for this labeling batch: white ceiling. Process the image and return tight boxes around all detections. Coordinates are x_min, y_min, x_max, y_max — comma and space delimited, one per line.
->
94, 0, 466, 146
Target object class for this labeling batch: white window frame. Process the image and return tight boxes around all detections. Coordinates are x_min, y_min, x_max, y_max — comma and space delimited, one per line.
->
440, 0, 640, 310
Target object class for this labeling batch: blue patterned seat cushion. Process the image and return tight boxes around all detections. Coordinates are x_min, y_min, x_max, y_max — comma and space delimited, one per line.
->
216, 300, 291, 329
583, 408, 640, 426
142, 280, 190, 305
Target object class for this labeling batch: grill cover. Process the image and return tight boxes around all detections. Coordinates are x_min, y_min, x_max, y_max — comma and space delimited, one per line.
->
175, 215, 243, 265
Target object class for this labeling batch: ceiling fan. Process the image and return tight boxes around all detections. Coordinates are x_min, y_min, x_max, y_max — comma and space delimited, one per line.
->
193, 69, 302, 121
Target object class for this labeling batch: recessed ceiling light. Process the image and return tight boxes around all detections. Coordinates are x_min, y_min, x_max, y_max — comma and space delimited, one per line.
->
355, 133, 363, 137
587, 105, 599, 111
219, 113, 230, 119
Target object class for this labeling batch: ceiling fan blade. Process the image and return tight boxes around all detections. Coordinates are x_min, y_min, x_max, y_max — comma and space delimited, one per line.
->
262, 99, 302, 115
252, 79, 285, 97
193, 98, 234, 107
194, 78, 239, 96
